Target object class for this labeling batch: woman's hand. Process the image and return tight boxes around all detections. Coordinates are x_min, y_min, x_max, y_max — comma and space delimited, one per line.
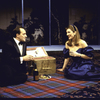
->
57, 68, 64, 72
69, 51, 93, 59
69, 51, 80, 57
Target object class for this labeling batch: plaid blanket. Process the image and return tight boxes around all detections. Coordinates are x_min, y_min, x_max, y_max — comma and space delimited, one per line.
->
0, 71, 98, 98
60, 81, 100, 98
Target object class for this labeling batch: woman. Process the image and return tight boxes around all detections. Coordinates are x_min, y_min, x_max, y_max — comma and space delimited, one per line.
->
57, 25, 100, 81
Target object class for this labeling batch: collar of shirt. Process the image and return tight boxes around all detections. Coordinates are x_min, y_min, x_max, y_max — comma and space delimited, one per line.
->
13, 38, 23, 55
13, 38, 23, 62
13, 38, 20, 46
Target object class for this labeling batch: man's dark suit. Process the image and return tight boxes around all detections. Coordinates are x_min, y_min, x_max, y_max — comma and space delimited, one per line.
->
0, 37, 27, 86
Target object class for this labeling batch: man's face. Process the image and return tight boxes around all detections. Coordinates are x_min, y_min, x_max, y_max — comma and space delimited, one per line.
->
16, 28, 27, 42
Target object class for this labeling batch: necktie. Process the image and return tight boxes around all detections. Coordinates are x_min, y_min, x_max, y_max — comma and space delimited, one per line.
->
19, 41, 24, 45
18, 42, 23, 55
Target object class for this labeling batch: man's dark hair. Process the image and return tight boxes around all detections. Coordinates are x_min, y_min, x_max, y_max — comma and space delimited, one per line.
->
12, 25, 25, 37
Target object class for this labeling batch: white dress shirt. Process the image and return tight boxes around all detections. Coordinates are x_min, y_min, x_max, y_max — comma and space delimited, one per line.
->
13, 38, 23, 64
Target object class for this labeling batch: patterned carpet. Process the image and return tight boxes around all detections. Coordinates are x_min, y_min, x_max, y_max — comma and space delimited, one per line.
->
0, 51, 100, 98
49, 50, 100, 98
0, 71, 98, 98
60, 81, 100, 98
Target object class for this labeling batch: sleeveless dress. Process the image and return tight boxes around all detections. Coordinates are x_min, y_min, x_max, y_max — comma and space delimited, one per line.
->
63, 46, 100, 81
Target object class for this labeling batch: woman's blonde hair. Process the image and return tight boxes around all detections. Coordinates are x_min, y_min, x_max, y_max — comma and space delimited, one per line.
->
65, 25, 80, 46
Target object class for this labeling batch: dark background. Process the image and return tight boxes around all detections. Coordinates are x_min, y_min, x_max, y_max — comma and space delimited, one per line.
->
0, 0, 99, 48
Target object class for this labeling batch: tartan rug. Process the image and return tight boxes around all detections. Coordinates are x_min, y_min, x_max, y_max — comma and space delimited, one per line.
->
0, 71, 98, 98
60, 82, 100, 98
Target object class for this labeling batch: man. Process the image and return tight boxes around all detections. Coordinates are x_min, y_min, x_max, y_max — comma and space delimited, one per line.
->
0, 25, 33, 86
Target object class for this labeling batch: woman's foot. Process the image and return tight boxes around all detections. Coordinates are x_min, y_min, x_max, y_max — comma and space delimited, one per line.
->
57, 68, 63, 72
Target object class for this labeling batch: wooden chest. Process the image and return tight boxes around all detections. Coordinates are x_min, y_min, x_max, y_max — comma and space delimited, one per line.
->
27, 47, 56, 75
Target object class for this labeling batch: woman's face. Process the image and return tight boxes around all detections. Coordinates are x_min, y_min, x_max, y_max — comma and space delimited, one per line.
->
66, 28, 76, 40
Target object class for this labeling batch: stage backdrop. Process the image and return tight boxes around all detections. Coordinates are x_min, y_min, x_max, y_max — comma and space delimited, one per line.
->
0, 0, 99, 48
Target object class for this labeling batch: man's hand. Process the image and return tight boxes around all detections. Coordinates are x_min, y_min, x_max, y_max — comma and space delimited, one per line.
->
23, 55, 34, 61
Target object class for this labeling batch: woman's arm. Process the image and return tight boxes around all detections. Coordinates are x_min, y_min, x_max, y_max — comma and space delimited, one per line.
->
57, 58, 70, 71
57, 41, 70, 71
60, 41, 70, 71
69, 51, 93, 59
62, 58, 70, 70
80, 39, 93, 59
79, 53, 93, 59
69, 40, 93, 60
